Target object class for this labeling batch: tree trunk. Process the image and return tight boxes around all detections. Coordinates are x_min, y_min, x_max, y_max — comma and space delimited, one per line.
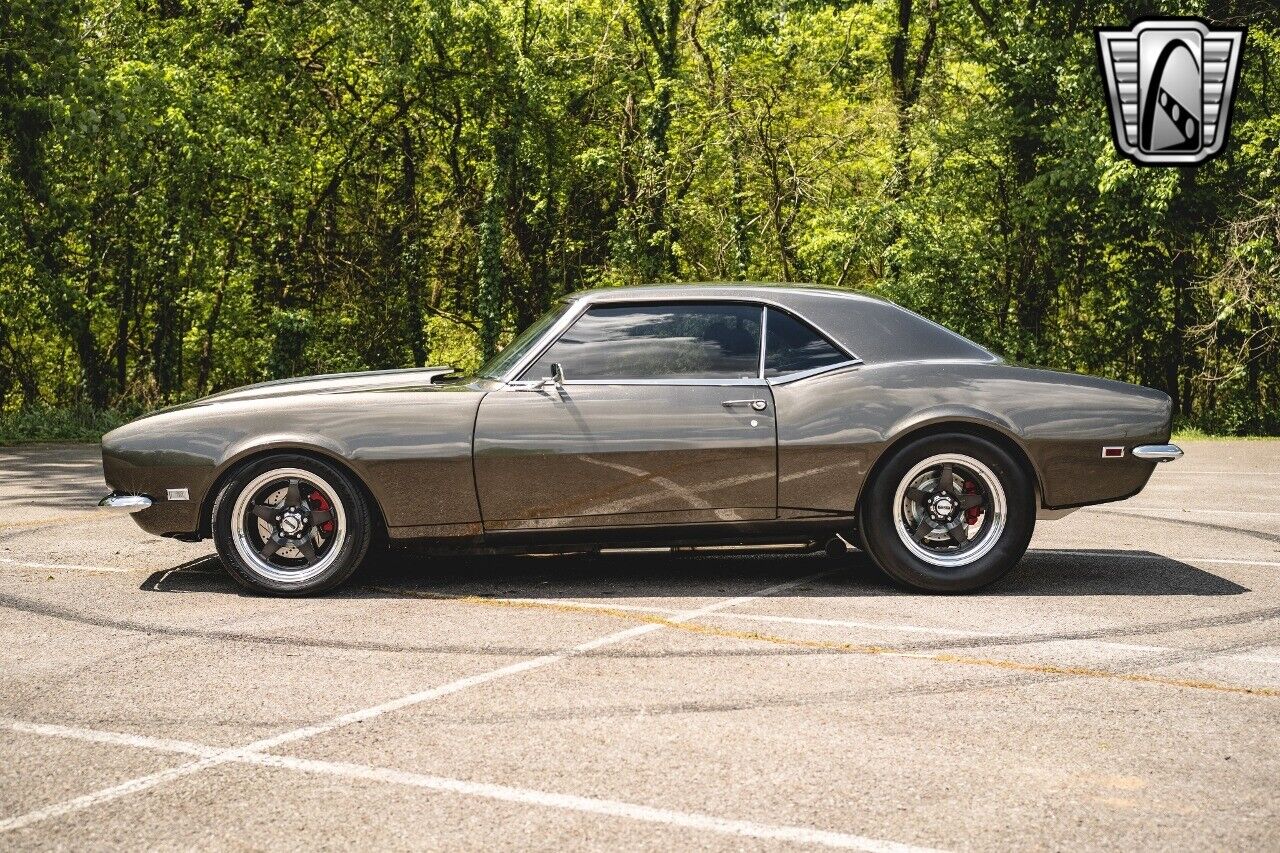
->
397, 116, 427, 367
476, 142, 507, 362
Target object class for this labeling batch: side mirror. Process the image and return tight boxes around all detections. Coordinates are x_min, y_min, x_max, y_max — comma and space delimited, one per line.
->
535, 363, 565, 391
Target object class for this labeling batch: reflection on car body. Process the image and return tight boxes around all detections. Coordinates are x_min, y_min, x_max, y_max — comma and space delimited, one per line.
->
99, 284, 1181, 595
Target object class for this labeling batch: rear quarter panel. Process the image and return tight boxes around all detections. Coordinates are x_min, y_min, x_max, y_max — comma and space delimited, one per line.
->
771, 361, 1172, 515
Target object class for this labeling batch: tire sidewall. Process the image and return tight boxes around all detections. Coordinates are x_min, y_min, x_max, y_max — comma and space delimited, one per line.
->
859, 433, 1034, 592
212, 454, 371, 596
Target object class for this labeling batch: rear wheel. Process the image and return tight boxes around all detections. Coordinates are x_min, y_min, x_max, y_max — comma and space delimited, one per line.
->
858, 433, 1034, 592
212, 454, 371, 595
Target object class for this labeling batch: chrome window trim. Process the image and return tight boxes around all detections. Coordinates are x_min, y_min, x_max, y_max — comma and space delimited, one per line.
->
499, 298, 590, 384
765, 359, 863, 386
500, 293, 861, 386
509, 377, 767, 388
760, 303, 862, 384
757, 305, 768, 380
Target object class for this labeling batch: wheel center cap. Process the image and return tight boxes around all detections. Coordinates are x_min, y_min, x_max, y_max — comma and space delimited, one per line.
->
280, 512, 303, 535
931, 495, 956, 519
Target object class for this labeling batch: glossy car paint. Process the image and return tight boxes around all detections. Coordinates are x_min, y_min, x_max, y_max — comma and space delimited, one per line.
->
473, 382, 777, 529
101, 370, 490, 540
100, 284, 1172, 545
770, 361, 1169, 518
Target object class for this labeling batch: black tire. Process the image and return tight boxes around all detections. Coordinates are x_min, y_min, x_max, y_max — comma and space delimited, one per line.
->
857, 432, 1034, 592
211, 453, 372, 596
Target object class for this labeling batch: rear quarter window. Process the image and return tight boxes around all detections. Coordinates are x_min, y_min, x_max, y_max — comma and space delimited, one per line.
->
764, 308, 848, 377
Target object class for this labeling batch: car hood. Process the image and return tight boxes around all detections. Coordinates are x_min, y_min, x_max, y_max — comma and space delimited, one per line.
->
146, 367, 459, 416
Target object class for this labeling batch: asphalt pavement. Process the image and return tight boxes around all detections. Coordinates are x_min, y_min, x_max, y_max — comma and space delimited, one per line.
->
1, 440, 1277, 850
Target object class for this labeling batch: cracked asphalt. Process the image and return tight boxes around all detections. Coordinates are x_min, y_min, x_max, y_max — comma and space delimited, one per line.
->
1, 440, 1278, 850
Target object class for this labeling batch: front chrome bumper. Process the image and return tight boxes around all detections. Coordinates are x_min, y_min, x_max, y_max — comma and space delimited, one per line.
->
1132, 443, 1184, 462
97, 493, 153, 514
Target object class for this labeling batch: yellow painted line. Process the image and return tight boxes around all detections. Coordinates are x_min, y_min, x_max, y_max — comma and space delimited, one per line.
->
366, 587, 1280, 699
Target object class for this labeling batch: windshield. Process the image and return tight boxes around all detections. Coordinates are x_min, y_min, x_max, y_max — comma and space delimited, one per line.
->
476, 301, 572, 380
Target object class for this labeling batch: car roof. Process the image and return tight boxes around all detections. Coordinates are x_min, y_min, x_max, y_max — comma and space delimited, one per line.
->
562, 283, 998, 366
567, 282, 891, 307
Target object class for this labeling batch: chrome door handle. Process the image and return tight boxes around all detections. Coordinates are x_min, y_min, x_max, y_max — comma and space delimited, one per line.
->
722, 399, 768, 411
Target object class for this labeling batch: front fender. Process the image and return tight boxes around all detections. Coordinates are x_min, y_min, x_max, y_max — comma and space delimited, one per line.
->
102, 387, 486, 539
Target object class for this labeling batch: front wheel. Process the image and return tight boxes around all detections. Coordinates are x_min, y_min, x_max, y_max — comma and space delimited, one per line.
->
857, 433, 1034, 592
212, 454, 372, 595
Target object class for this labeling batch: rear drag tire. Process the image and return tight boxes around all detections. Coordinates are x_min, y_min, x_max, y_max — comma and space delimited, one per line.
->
857, 433, 1034, 592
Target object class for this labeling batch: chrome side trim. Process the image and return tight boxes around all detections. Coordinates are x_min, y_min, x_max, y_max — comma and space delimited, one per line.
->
1131, 443, 1183, 462
97, 493, 153, 514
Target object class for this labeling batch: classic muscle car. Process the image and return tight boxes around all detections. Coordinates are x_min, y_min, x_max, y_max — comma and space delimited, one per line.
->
99, 284, 1182, 595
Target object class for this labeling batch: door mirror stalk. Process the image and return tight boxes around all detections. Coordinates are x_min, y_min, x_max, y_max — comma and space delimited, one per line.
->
535, 363, 565, 391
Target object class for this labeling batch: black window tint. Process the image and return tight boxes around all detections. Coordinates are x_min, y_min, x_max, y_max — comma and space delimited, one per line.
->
524, 303, 762, 380
764, 308, 847, 377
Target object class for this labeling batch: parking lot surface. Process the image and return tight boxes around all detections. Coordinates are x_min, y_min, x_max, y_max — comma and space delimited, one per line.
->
1, 440, 1278, 850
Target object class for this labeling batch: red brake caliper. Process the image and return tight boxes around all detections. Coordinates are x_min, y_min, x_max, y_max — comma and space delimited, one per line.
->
963, 481, 984, 526
309, 490, 335, 535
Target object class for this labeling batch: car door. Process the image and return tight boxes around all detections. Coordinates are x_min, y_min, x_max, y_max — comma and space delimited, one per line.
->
472, 301, 777, 530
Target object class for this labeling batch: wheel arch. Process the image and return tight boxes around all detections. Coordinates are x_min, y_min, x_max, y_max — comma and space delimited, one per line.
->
854, 417, 1045, 518
198, 444, 389, 543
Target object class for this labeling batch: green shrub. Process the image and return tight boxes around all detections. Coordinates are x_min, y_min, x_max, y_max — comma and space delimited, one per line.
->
0, 406, 136, 445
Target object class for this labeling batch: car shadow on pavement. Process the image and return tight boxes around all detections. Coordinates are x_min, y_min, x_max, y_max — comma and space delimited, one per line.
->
139, 547, 1248, 598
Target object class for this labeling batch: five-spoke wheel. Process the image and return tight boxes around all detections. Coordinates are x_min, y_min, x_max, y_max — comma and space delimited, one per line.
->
213, 455, 371, 595
893, 454, 1007, 568
232, 468, 346, 584
858, 433, 1034, 592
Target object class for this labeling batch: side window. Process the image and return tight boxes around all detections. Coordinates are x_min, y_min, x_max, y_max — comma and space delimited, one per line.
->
764, 308, 848, 377
523, 303, 762, 380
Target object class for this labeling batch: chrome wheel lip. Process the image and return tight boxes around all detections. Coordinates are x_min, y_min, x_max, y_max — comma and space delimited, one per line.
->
230, 467, 347, 585
892, 453, 1007, 568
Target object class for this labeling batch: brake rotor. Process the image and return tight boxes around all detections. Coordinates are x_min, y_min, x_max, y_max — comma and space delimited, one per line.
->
254, 484, 329, 561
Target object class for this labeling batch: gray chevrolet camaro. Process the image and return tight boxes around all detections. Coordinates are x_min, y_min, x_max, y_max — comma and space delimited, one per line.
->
99, 284, 1182, 595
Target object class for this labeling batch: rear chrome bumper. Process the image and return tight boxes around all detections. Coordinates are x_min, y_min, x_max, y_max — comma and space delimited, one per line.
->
1132, 443, 1184, 462
97, 493, 153, 514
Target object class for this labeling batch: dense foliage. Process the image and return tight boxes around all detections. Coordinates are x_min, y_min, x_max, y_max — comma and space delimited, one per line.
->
1, 0, 1278, 436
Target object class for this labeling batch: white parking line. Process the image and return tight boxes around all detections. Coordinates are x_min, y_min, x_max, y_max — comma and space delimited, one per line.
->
1, 720, 218, 758
0, 720, 938, 852
0, 571, 839, 835
530, 598, 1008, 637
555, 594, 1280, 660
527, 598, 1280, 666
